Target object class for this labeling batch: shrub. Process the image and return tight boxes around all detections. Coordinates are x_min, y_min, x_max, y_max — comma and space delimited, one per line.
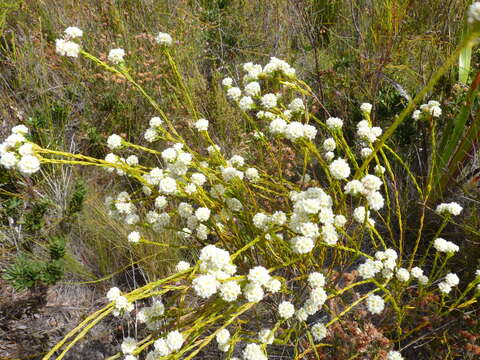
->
2, 5, 480, 360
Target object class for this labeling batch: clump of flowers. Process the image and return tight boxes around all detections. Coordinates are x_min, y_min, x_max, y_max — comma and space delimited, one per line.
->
7, 22, 480, 360
0, 125, 41, 175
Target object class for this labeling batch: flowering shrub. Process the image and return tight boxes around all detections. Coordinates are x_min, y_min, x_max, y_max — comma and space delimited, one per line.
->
2, 5, 480, 359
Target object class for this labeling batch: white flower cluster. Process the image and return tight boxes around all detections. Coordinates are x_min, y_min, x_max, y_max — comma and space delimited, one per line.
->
326, 117, 343, 130
294, 272, 328, 322
360, 102, 373, 114
137, 299, 165, 330
153, 330, 184, 356
438, 272, 460, 294
191, 245, 239, 300
366, 294, 385, 314
352, 206, 375, 227
144, 117, 163, 142
244, 266, 280, 303
242, 343, 267, 360
286, 187, 343, 251
433, 237, 459, 254
469, 2, 480, 23
0, 125, 41, 175
268, 119, 317, 142
106, 287, 134, 316
435, 202, 463, 216
413, 100, 442, 120
224, 59, 316, 143
387, 350, 404, 360
329, 158, 351, 180
278, 301, 295, 319
155, 32, 173, 46
215, 328, 231, 352
262, 57, 296, 78
258, 328, 275, 345
356, 119, 382, 144
127, 231, 141, 243
108, 48, 125, 64
358, 249, 398, 280
55, 26, 82, 57
175, 260, 191, 272
195, 118, 209, 132
107, 134, 123, 149
105, 192, 142, 227
121, 337, 138, 355
311, 322, 327, 342
345, 174, 384, 210
64, 26, 83, 39
159, 143, 193, 177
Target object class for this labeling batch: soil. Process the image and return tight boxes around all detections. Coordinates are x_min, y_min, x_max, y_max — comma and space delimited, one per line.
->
0, 279, 117, 360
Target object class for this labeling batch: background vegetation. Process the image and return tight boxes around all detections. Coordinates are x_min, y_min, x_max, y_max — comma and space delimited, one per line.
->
1, 0, 480, 359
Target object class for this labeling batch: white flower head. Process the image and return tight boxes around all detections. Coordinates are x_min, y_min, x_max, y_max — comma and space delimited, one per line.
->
195, 207, 211, 222
244, 81, 261, 96
154, 338, 170, 356
433, 238, 459, 253
291, 236, 314, 254
216, 328, 230, 345
107, 287, 121, 301
155, 32, 173, 46
269, 117, 287, 135
329, 158, 351, 180
445, 272, 459, 287
289, 98, 305, 113
258, 328, 274, 344
261, 93, 277, 109
366, 294, 384, 314
469, 2, 480, 23
17, 155, 41, 175
227, 87, 242, 101
264, 278, 281, 293
108, 48, 125, 64
308, 272, 326, 288
323, 138, 336, 152
396, 268, 410, 282
159, 177, 177, 194
144, 128, 158, 142
107, 134, 122, 149
248, 266, 271, 286
438, 281, 452, 294
0, 152, 18, 169
311, 323, 327, 342
387, 350, 404, 360
195, 118, 209, 131
176, 261, 191, 272
239, 96, 255, 111
242, 343, 267, 360
126, 155, 138, 166
166, 330, 184, 352
243, 282, 264, 302
12, 125, 29, 135
245, 167, 260, 182
220, 280, 241, 302
222, 77, 233, 87
360, 102, 373, 114
127, 231, 141, 243
326, 117, 343, 130
278, 301, 295, 319
192, 274, 219, 298
435, 202, 463, 216
121, 337, 137, 355
64, 26, 83, 39
55, 39, 80, 57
